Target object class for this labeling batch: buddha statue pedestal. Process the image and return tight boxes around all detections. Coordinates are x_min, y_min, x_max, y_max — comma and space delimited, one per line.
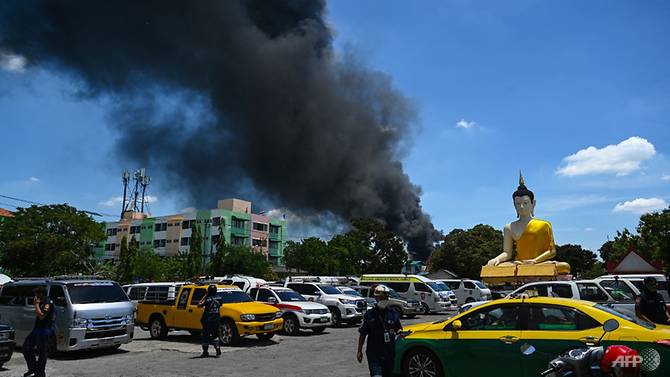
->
481, 262, 572, 286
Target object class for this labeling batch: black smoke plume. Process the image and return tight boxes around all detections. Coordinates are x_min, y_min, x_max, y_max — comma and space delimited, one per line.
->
0, 0, 441, 259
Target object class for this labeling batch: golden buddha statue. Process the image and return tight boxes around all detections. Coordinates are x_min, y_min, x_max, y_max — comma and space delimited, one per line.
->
482, 173, 570, 283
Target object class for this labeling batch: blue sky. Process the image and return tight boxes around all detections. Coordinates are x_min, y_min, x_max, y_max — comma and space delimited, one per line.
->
1, 0, 669, 254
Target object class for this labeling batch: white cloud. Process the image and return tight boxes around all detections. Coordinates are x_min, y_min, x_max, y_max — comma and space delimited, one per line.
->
556, 137, 656, 177
612, 198, 668, 215
542, 195, 610, 212
0, 51, 27, 73
662, 174, 670, 181
25, 177, 39, 184
584, 227, 594, 232
99, 195, 158, 207
99, 196, 123, 207
456, 119, 476, 129
180, 207, 196, 213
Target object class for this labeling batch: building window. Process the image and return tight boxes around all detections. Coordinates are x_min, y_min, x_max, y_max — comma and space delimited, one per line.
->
252, 238, 267, 247
231, 236, 246, 246
181, 237, 191, 246
212, 217, 221, 226
232, 218, 245, 229
269, 240, 280, 250
104, 243, 116, 251
130, 225, 141, 234
211, 234, 221, 245
182, 220, 196, 229
253, 222, 268, 232
167, 240, 172, 244
106, 228, 118, 237
154, 223, 167, 232
154, 239, 167, 248
269, 225, 281, 234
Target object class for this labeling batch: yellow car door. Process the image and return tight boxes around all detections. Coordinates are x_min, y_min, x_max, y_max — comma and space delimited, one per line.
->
442, 303, 522, 376
519, 303, 606, 377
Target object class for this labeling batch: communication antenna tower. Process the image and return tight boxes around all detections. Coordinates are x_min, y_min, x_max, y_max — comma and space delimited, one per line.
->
120, 168, 151, 218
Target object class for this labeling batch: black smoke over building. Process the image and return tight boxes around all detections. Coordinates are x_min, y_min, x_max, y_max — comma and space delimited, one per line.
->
0, 0, 441, 259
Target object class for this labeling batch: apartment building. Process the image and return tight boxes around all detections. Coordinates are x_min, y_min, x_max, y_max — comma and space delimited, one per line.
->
95, 198, 286, 266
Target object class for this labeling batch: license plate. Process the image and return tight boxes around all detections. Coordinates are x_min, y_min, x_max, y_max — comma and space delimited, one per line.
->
99, 338, 114, 346
319, 317, 329, 323
263, 324, 273, 330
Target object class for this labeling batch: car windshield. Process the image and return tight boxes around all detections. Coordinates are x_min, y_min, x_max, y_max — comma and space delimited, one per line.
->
318, 285, 341, 294
342, 289, 361, 297
277, 291, 306, 302
430, 282, 449, 292
215, 290, 252, 303
594, 304, 656, 330
475, 281, 487, 289
67, 282, 129, 304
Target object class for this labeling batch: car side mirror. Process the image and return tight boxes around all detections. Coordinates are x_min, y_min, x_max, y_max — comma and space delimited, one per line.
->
603, 319, 619, 333
267, 297, 277, 304
450, 320, 462, 331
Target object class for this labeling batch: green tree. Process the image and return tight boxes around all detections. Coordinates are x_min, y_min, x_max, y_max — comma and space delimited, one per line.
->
208, 242, 273, 279
0, 204, 105, 276
348, 218, 408, 274
555, 244, 598, 278
328, 233, 367, 275
133, 246, 167, 282
183, 223, 204, 278
598, 229, 639, 264
429, 224, 503, 279
117, 236, 139, 283
636, 207, 670, 272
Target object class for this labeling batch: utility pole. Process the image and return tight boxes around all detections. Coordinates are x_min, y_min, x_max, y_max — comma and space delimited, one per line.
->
120, 170, 130, 219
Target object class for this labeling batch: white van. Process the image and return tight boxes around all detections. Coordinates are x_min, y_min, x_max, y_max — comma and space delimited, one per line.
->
123, 282, 184, 303
217, 275, 267, 293
440, 279, 492, 305
598, 274, 669, 302
359, 274, 458, 313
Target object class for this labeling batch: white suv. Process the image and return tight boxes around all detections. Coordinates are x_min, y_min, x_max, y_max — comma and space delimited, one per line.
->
285, 282, 366, 326
249, 287, 332, 335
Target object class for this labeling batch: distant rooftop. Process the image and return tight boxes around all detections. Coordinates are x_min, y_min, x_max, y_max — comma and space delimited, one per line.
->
0, 208, 13, 218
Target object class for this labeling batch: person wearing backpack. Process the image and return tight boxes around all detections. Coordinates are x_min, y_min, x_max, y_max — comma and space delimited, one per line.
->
197, 284, 222, 358
23, 286, 55, 377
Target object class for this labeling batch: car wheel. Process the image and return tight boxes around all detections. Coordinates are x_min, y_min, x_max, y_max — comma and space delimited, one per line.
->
465, 297, 475, 304
311, 327, 326, 334
282, 315, 300, 336
421, 302, 430, 315
329, 307, 342, 327
218, 320, 239, 346
149, 316, 168, 339
256, 332, 275, 340
404, 348, 443, 377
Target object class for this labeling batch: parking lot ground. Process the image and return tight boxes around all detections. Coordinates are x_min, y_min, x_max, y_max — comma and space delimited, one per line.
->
0, 313, 454, 377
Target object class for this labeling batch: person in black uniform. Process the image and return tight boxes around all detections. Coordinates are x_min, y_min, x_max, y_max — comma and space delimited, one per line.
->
197, 284, 222, 357
357, 285, 404, 377
636, 277, 670, 325
23, 286, 55, 377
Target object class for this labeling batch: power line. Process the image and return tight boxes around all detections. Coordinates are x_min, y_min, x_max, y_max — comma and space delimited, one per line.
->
0, 193, 117, 218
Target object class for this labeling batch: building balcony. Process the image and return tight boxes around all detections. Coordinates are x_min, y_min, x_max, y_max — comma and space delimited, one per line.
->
269, 232, 281, 241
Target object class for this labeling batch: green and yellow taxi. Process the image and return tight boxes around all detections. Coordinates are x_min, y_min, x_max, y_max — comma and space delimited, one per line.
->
395, 296, 670, 377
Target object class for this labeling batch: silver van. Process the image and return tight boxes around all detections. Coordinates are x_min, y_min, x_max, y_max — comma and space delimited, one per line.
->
0, 277, 134, 353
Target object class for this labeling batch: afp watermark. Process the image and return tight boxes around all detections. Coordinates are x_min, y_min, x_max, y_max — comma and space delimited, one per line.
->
611, 348, 661, 372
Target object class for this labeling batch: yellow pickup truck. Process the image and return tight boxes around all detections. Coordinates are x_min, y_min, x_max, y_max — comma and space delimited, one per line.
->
136, 283, 283, 345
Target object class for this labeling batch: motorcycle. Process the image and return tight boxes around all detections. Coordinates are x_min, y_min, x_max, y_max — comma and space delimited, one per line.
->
523, 319, 642, 377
